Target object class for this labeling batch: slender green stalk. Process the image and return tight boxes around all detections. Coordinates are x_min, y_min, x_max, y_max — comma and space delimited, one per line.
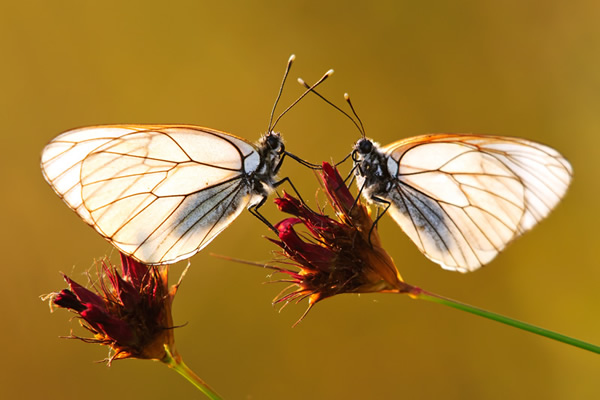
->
162, 346, 223, 400
405, 286, 599, 354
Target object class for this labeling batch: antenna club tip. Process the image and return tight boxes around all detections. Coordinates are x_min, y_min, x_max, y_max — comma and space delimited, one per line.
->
326, 69, 335, 76
297, 77, 306, 84
288, 54, 296, 62
343, 93, 350, 100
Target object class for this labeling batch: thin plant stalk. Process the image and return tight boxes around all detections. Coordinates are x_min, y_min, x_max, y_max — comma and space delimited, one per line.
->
403, 285, 600, 354
162, 346, 223, 400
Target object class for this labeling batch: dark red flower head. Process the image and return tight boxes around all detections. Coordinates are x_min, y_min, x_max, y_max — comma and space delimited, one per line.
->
269, 162, 409, 321
49, 253, 179, 363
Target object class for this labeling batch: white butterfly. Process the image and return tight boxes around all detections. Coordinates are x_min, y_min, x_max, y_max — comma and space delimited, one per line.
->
352, 134, 573, 272
41, 125, 287, 265
41, 56, 333, 265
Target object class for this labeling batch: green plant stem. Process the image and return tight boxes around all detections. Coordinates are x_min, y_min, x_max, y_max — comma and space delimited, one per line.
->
406, 286, 600, 354
162, 346, 223, 400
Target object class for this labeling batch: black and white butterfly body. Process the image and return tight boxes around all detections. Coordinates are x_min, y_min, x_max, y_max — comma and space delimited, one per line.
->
250, 131, 285, 199
352, 134, 573, 273
353, 138, 395, 198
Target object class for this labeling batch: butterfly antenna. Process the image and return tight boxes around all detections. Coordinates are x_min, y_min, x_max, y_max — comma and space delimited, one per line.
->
271, 69, 335, 131
343, 93, 366, 139
297, 78, 366, 138
268, 54, 296, 133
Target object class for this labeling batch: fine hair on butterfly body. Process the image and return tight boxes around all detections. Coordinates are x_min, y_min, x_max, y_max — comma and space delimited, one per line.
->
296, 79, 573, 273
41, 55, 333, 265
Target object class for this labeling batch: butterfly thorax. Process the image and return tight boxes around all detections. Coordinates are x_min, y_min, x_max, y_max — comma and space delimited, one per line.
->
353, 138, 395, 201
250, 131, 285, 197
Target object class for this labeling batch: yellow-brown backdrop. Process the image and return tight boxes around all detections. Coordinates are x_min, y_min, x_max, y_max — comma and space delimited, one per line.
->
2, 1, 598, 399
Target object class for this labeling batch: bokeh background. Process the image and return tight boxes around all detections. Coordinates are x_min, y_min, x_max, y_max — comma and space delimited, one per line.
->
2, 1, 598, 399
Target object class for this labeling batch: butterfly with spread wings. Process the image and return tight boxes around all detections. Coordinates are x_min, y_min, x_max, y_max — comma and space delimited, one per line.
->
352, 134, 572, 272
41, 56, 332, 265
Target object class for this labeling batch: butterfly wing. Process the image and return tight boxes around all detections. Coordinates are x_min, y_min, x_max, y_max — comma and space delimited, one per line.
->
41, 125, 131, 225
380, 134, 572, 272
41, 125, 263, 264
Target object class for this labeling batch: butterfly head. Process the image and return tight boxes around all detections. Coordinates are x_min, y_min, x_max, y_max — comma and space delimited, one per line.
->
254, 131, 286, 190
260, 131, 285, 166
264, 131, 285, 155
352, 137, 381, 167
354, 137, 374, 158
351, 137, 390, 189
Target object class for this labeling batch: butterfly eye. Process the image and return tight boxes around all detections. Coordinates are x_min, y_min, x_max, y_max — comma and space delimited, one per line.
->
266, 134, 283, 152
357, 138, 373, 155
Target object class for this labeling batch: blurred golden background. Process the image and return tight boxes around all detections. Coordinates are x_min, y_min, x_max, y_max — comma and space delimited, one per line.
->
1, 1, 598, 399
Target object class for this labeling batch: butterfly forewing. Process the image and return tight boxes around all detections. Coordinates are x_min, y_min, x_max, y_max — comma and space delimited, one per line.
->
41, 125, 264, 265
381, 134, 572, 272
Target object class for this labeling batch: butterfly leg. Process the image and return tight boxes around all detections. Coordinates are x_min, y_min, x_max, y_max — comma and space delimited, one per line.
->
343, 164, 358, 186
274, 176, 311, 208
335, 151, 353, 168
248, 195, 278, 234
282, 151, 322, 170
348, 178, 367, 215
367, 195, 391, 247
249, 177, 314, 235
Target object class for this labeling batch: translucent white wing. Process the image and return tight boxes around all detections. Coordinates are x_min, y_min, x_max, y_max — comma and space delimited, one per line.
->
381, 134, 572, 272
41, 126, 135, 225
41, 125, 263, 264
